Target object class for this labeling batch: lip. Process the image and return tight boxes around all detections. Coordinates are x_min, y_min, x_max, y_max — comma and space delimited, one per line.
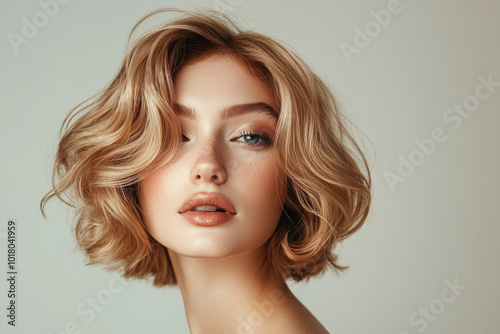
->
179, 192, 237, 226
180, 211, 235, 226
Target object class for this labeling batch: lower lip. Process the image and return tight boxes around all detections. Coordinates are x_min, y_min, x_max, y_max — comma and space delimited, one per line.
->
180, 211, 236, 226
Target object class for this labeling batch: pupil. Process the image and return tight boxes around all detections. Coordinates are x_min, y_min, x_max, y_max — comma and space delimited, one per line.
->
245, 135, 258, 144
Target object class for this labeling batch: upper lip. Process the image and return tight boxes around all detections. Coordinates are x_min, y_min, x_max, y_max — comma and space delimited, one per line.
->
179, 192, 237, 214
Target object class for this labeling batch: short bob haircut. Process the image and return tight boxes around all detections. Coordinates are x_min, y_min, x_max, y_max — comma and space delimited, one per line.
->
41, 8, 371, 287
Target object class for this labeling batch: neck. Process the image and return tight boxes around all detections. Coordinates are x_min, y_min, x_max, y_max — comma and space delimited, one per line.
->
168, 246, 291, 334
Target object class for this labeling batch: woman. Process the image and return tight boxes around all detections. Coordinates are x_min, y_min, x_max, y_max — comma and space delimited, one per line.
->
41, 8, 371, 333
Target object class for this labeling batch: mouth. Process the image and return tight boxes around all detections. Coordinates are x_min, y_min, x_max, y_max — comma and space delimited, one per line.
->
179, 210, 235, 226
178, 192, 237, 215
179, 192, 237, 226
189, 205, 227, 212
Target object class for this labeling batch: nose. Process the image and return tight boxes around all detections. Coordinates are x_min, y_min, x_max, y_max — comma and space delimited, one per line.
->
190, 140, 227, 185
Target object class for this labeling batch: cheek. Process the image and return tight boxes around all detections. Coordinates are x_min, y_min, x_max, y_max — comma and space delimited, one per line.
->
233, 154, 285, 215
137, 166, 177, 227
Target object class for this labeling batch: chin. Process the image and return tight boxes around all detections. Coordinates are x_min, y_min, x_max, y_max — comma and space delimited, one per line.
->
152, 214, 278, 260
170, 239, 246, 259
167, 231, 270, 260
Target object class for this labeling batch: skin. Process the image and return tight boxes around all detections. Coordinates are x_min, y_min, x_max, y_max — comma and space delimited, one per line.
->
138, 53, 329, 333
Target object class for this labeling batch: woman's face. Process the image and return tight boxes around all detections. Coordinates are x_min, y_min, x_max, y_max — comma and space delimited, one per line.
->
138, 54, 286, 258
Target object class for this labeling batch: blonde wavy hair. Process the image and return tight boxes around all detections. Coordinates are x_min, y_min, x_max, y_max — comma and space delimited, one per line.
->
41, 8, 371, 286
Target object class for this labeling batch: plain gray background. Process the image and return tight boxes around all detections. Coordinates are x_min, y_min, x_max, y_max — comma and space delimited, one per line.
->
1, 0, 499, 333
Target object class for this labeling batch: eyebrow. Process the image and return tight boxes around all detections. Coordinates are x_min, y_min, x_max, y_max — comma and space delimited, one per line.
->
173, 102, 279, 121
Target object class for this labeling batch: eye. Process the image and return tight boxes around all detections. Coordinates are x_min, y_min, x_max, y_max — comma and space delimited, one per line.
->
234, 130, 273, 147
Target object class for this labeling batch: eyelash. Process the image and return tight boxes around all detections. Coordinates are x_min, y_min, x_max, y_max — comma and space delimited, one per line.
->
181, 130, 273, 148
235, 130, 273, 147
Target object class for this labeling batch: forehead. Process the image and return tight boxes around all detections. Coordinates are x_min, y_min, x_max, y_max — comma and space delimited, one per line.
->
172, 54, 277, 113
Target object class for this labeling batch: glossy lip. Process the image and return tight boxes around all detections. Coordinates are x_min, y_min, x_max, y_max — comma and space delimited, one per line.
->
178, 192, 237, 226
180, 211, 235, 226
